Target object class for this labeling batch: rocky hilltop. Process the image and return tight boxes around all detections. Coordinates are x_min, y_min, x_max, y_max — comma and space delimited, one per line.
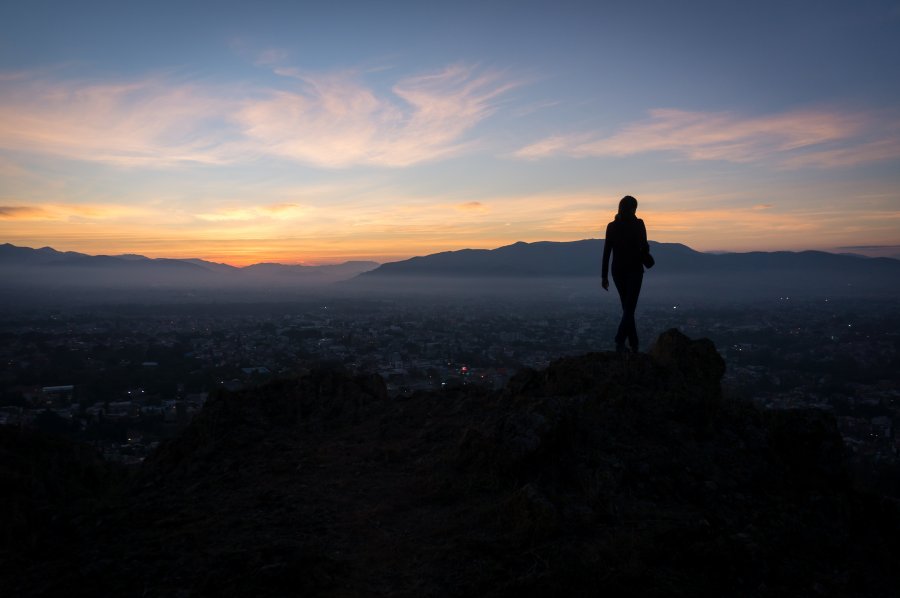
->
2, 330, 899, 597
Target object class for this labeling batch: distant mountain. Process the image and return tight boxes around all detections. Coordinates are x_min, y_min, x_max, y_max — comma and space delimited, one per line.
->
4, 239, 899, 302
0, 243, 378, 290
113, 253, 153, 261
0, 243, 91, 264
353, 239, 900, 301
179, 258, 241, 274
358, 239, 900, 278
357, 239, 709, 277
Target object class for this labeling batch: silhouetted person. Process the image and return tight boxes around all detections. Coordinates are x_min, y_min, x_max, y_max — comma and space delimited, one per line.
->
602, 195, 650, 353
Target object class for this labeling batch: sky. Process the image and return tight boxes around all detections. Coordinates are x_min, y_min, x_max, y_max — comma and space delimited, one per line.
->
1, 0, 899, 265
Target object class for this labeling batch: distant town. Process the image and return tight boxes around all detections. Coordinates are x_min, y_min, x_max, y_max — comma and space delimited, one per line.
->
1, 295, 897, 468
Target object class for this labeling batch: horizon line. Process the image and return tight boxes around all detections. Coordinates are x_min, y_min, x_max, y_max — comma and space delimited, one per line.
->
4, 239, 899, 269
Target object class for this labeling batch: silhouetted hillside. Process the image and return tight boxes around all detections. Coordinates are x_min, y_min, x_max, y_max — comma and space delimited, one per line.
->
4, 240, 899, 301
3, 331, 899, 597
0, 243, 378, 289
358, 240, 703, 277
352, 239, 900, 300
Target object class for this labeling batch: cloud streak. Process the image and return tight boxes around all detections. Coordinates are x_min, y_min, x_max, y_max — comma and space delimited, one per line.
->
0, 65, 516, 169
514, 108, 900, 168
0, 203, 150, 221
0, 206, 45, 218
456, 201, 488, 212
240, 64, 516, 167
0, 76, 241, 167
194, 203, 312, 222
3, 184, 898, 265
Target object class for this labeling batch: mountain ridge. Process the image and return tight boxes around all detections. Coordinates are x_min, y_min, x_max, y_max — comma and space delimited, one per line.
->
4, 240, 900, 299
0, 242, 379, 288
0, 242, 378, 271
350, 238, 900, 300
357, 238, 900, 278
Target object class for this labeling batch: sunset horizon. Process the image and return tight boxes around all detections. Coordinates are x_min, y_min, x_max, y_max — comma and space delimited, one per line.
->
2, 1, 898, 266
3, 234, 900, 269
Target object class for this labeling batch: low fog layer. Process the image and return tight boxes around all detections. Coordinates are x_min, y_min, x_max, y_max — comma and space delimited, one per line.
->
3, 240, 899, 307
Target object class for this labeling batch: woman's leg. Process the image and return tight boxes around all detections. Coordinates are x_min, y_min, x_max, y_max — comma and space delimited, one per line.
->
613, 270, 643, 351
623, 271, 643, 350
612, 271, 628, 350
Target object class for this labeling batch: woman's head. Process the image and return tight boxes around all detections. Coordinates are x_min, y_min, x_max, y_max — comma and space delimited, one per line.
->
617, 195, 638, 218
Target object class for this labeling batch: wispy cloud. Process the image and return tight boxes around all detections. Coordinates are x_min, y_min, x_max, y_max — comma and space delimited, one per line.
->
0, 206, 45, 218
194, 202, 312, 222
0, 156, 32, 178
0, 203, 151, 221
4, 185, 897, 264
240, 64, 517, 167
0, 76, 242, 166
0, 64, 516, 169
456, 201, 488, 212
255, 48, 290, 66
514, 108, 900, 168
782, 135, 900, 168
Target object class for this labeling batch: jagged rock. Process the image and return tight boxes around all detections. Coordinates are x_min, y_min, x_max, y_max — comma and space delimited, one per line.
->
141, 366, 388, 483
0, 427, 121, 585
765, 407, 850, 489
650, 327, 725, 399
501, 483, 560, 540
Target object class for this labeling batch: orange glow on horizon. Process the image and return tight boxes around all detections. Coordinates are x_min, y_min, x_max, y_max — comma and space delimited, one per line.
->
3, 190, 897, 266
4, 219, 898, 267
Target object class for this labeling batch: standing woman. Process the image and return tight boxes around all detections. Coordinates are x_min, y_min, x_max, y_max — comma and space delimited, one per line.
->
602, 195, 651, 353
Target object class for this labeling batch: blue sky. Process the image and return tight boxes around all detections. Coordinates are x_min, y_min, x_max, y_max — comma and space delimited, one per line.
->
1, 0, 898, 264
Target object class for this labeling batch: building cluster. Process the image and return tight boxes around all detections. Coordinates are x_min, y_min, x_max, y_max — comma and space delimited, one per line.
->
1, 296, 897, 463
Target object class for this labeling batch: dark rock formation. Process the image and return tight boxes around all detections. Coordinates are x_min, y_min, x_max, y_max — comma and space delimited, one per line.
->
0, 427, 123, 587
2, 330, 899, 597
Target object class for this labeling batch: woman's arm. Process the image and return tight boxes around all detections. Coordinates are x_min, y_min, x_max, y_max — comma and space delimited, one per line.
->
640, 219, 649, 255
602, 222, 613, 282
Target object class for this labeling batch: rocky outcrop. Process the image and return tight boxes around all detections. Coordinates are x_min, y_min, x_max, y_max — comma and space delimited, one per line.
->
0, 426, 122, 588
141, 368, 388, 483
2, 329, 898, 597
